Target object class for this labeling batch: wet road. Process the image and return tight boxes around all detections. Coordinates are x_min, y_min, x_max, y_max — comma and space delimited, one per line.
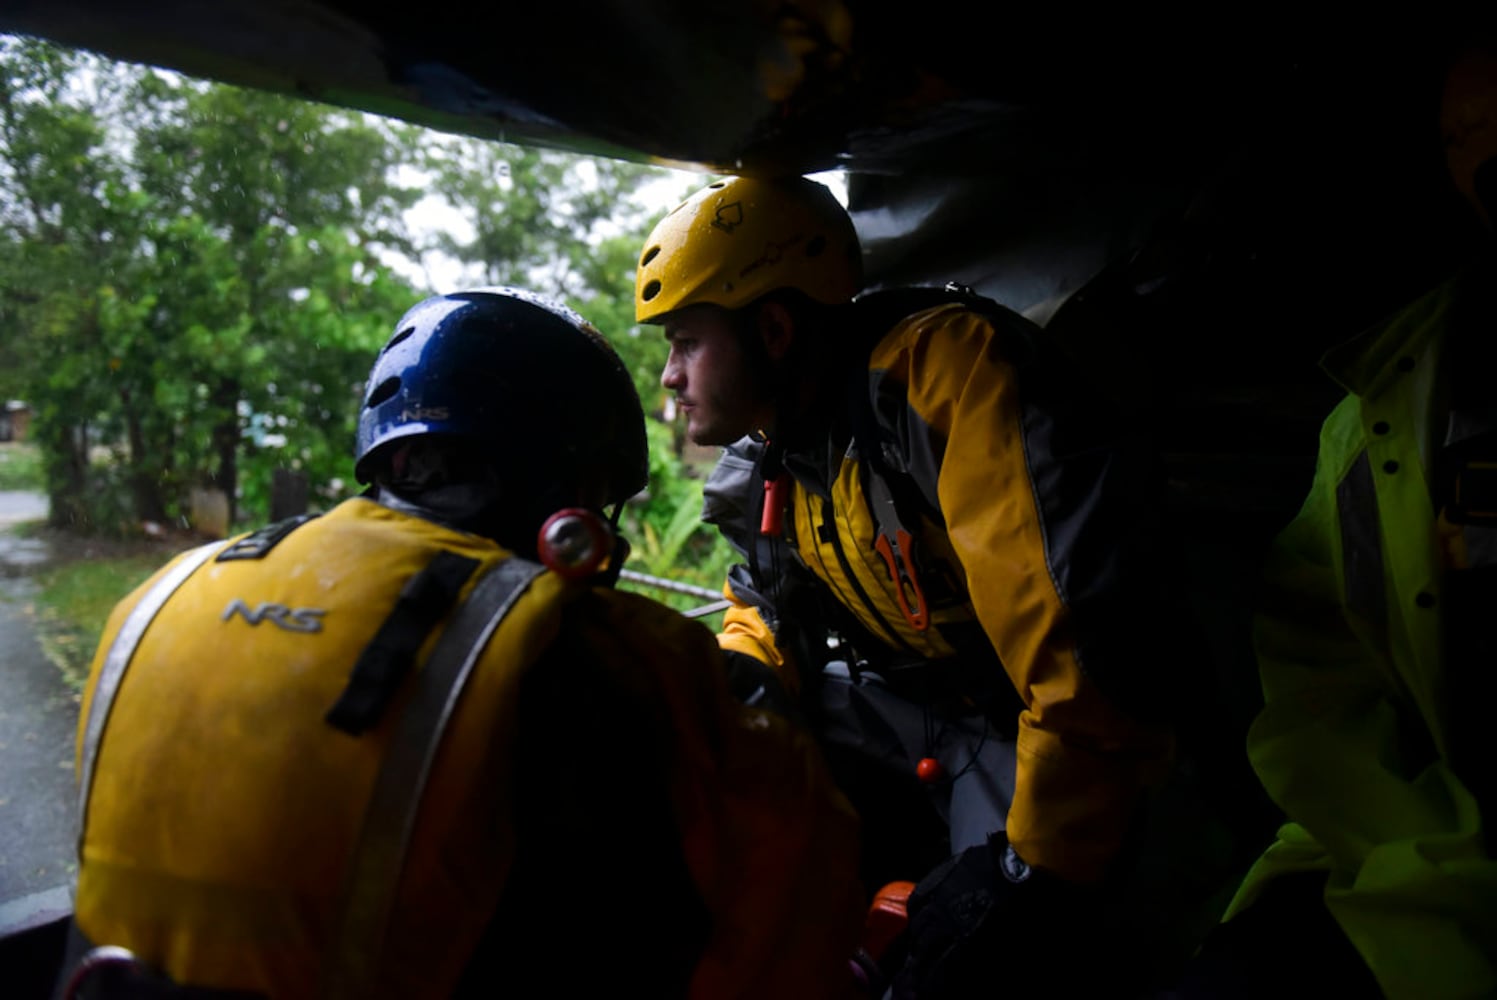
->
0, 491, 79, 925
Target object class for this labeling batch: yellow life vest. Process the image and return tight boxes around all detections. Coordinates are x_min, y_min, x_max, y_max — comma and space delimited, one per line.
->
73, 499, 582, 998
783, 452, 981, 662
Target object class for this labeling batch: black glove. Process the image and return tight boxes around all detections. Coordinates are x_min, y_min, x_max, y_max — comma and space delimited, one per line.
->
892, 834, 1108, 999
721, 648, 799, 721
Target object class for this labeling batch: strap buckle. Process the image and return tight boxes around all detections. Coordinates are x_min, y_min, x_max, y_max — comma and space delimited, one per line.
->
874, 528, 931, 632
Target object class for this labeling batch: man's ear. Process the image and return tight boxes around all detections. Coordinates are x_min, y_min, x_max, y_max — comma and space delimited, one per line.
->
757, 300, 796, 362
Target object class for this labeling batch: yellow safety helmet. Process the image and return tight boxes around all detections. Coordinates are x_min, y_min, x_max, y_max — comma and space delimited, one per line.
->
635, 175, 863, 324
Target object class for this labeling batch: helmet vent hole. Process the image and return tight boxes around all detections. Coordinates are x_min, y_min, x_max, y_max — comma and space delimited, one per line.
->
366, 376, 401, 408
805, 235, 827, 258
382, 325, 416, 355
641, 279, 661, 302
640, 246, 660, 267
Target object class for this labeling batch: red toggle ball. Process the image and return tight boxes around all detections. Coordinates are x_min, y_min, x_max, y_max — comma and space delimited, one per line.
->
916, 757, 945, 784
537, 508, 613, 581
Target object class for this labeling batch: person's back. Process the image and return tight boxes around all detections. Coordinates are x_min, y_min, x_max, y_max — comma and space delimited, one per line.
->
59, 287, 865, 999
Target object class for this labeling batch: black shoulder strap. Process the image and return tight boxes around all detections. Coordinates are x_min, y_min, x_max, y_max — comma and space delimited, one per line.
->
853, 281, 977, 321
852, 281, 1013, 343
847, 285, 979, 530
325, 551, 483, 735
216, 513, 320, 562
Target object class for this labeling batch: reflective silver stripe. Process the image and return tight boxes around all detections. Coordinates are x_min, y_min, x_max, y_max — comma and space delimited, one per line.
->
326, 557, 546, 999
1337, 450, 1387, 637
76, 541, 225, 847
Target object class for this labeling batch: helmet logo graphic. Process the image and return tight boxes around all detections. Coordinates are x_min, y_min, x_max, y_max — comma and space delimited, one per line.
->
712, 201, 744, 232
400, 405, 450, 422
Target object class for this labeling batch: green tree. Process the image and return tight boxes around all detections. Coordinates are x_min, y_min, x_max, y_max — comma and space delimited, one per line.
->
0, 35, 735, 601
0, 37, 147, 528
419, 139, 666, 298
127, 74, 422, 525
0, 38, 423, 531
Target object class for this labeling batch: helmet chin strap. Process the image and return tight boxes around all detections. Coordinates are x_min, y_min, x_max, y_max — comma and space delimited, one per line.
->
375, 438, 611, 553
379, 481, 631, 586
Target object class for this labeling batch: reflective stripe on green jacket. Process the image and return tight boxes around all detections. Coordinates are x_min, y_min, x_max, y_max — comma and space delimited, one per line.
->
1228, 274, 1497, 999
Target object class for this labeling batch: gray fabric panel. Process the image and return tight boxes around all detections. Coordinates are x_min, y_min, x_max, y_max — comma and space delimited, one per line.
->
817, 663, 1015, 854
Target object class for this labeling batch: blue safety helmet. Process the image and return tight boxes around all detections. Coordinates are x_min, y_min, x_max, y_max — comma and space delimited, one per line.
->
354, 287, 648, 508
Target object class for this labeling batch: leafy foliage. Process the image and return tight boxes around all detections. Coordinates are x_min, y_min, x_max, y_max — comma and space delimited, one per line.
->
0, 35, 738, 593
618, 419, 736, 607
0, 40, 420, 530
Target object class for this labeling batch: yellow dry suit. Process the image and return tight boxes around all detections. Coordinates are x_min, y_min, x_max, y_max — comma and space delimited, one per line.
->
71, 497, 864, 999
702, 289, 1179, 887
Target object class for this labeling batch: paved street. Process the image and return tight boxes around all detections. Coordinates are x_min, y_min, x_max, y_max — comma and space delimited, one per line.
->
0, 491, 78, 922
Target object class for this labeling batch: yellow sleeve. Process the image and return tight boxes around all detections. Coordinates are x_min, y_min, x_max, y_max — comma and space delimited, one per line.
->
717, 582, 791, 687
873, 306, 1173, 882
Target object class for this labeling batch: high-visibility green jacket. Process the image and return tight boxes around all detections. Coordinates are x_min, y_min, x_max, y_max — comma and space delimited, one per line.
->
73, 497, 865, 999
1227, 271, 1497, 998
703, 296, 1180, 884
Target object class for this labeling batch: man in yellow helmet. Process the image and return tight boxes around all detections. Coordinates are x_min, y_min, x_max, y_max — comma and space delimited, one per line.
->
635, 176, 1214, 997
1167, 40, 1497, 1000
59, 287, 865, 999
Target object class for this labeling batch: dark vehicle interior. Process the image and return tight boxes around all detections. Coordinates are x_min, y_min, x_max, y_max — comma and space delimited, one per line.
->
0, 3, 1487, 993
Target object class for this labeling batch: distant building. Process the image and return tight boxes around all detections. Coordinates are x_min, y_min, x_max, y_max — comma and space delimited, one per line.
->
0, 401, 30, 443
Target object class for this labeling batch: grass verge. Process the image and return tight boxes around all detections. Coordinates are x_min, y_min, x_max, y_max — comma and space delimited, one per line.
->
2, 520, 186, 693
0, 442, 43, 490
31, 553, 169, 692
